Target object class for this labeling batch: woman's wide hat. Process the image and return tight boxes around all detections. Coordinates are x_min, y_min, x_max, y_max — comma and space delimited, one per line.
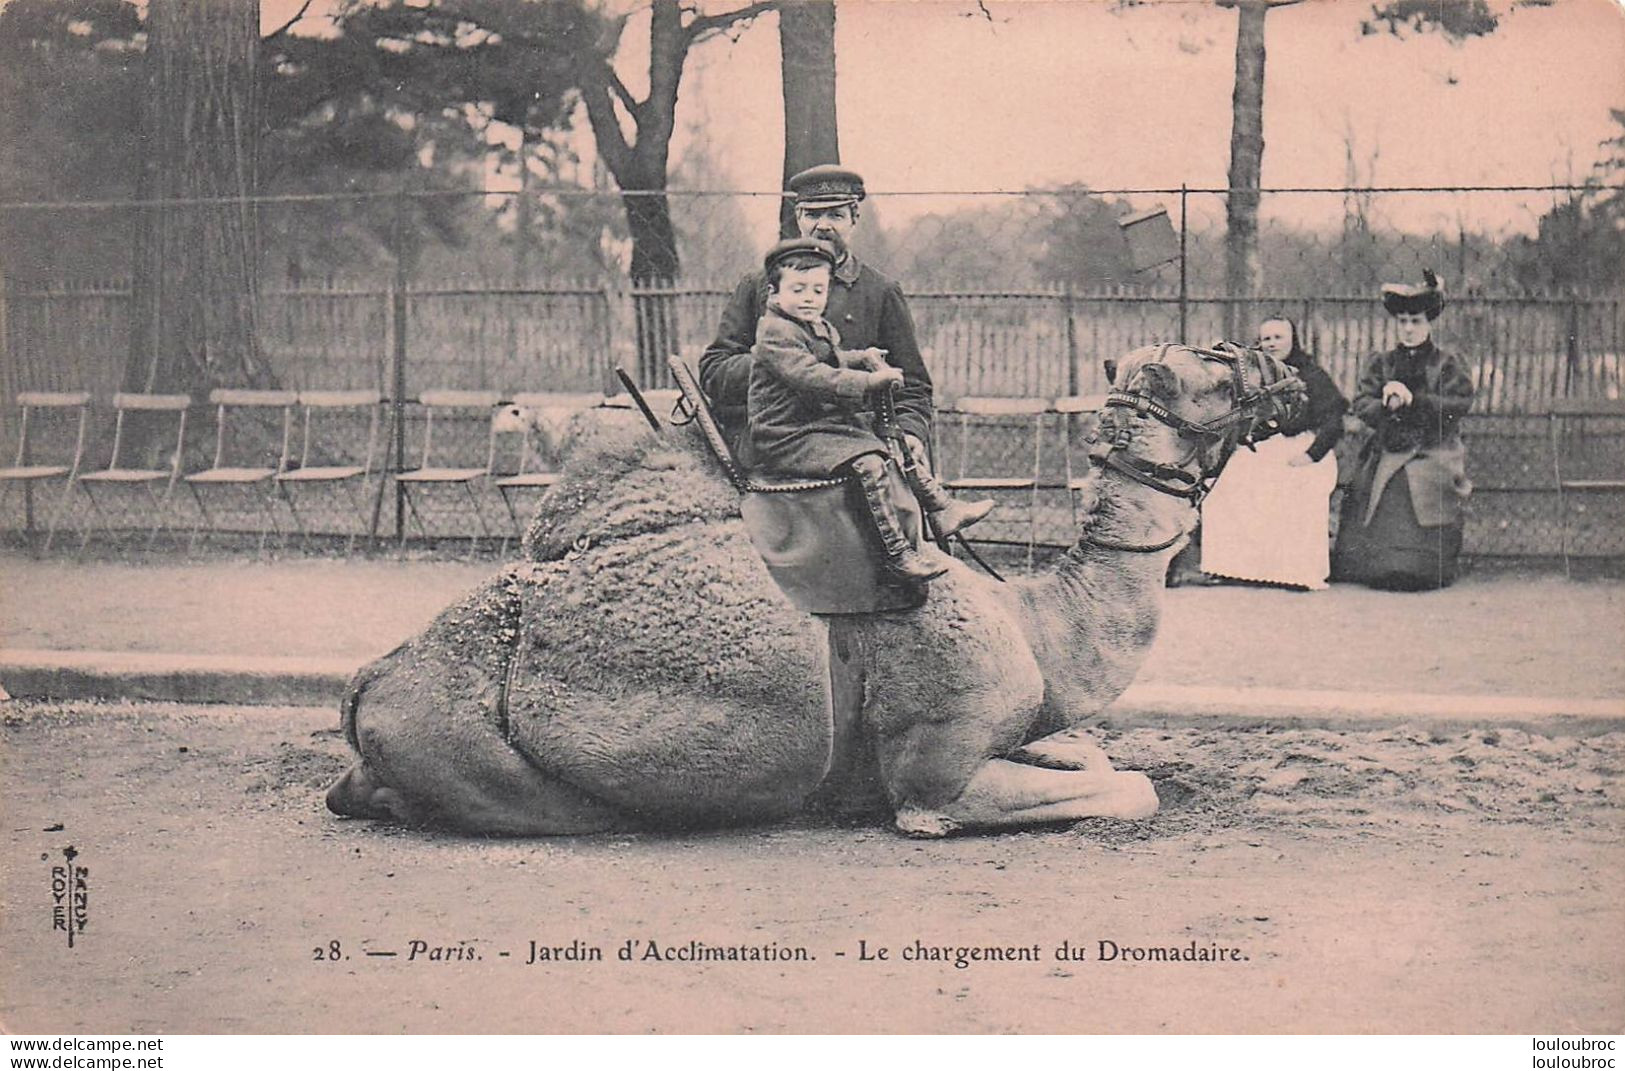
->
1380, 269, 1446, 320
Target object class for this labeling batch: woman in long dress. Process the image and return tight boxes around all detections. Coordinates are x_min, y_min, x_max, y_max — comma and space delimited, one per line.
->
1199, 316, 1348, 589
1331, 272, 1476, 590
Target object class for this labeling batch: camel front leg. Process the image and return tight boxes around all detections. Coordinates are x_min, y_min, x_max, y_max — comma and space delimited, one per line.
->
1007, 727, 1115, 772
893, 759, 1158, 838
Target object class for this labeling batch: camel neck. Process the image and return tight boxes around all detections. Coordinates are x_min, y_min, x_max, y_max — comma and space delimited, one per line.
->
1013, 466, 1182, 712
1058, 466, 1194, 571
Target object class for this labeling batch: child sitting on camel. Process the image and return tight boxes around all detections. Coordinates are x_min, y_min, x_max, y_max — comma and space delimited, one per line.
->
741, 237, 993, 583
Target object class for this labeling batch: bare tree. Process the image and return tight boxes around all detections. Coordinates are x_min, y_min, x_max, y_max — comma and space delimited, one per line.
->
570, 0, 775, 370
1119, 0, 1512, 337
777, 1, 839, 238
1340, 122, 1381, 293
576, 0, 777, 284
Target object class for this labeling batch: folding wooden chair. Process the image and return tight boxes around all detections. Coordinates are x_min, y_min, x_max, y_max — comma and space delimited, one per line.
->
941, 396, 1050, 568
0, 391, 90, 549
493, 391, 605, 554
276, 390, 384, 554
183, 389, 296, 552
1052, 394, 1109, 530
395, 390, 504, 552
70, 393, 191, 552
1549, 398, 1625, 577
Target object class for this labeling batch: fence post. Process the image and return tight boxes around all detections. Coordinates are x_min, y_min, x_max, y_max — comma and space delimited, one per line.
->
1178, 184, 1189, 343
1564, 293, 1581, 399
1063, 284, 1079, 397
390, 194, 410, 543
367, 281, 393, 547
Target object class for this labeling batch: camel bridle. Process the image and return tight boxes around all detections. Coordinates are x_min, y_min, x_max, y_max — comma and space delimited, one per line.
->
1080, 342, 1304, 553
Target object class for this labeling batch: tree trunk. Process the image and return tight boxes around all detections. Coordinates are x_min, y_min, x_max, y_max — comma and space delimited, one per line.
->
126, 0, 268, 396
624, 185, 681, 381
625, 189, 680, 283
778, 1, 839, 238
515, 132, 533, 285
1224, 0, 1267, 341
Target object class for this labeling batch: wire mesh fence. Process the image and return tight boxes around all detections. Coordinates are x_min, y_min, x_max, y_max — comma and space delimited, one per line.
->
2, 185, 1621, 561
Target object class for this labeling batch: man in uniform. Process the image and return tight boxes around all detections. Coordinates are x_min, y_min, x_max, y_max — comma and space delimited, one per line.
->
700, 165, 936, 460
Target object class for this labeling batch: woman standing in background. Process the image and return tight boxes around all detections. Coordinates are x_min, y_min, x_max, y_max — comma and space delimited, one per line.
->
1199, 316, 1348, 589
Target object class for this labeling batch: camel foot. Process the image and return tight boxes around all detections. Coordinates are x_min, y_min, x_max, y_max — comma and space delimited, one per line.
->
1101, 771, 1160, 820
892, 762, 1159, 836
327, 764, 430, 826
893, 808, 961, 839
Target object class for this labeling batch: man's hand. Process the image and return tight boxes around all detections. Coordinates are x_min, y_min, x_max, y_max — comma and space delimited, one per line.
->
1381, 380, 1413, 410
1287, 452, 1315, 468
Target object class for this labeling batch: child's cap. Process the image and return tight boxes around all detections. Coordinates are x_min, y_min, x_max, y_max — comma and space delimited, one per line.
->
788, 165, 866, 209
764, 237, 838, 275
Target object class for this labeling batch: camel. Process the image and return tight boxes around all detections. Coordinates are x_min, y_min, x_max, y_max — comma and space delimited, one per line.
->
326, 343, 1304, 836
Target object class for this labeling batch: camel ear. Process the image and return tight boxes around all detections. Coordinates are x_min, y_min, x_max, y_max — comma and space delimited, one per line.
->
1103, 358, 1118, 385
1138, 362, 1179, 401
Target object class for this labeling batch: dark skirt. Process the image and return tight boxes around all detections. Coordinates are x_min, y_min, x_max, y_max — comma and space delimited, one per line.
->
1332, 463, 1463, 590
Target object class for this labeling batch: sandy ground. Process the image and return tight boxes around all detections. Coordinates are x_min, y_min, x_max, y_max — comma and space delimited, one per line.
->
2, 701, 1621, 1034
4, 553, 1623, 698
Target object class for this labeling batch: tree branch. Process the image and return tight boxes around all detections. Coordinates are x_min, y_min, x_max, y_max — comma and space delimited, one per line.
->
606, 68, 641, 118
578, 76, 633, 179
263, 0, 314, 41
685, 0, 780, 44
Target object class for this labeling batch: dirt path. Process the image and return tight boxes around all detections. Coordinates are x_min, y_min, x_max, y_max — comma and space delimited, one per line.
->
4, 553, 1623, 699
3, 702, 1621, 1033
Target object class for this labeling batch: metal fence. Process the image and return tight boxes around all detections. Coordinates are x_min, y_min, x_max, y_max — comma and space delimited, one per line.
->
2, 185, 1622, 560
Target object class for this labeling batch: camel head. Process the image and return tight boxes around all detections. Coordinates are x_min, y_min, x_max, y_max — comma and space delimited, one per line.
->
521, 405, 742, 562
1098, 342, 1306, 495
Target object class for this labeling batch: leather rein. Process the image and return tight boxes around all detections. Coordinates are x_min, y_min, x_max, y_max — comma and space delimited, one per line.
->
1080, 342, 1302, 554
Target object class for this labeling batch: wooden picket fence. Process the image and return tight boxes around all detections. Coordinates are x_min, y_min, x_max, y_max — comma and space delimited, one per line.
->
6, 280, 1617, 412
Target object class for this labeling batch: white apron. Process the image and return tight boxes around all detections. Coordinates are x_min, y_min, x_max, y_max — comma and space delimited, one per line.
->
1200, 431, 1338, 589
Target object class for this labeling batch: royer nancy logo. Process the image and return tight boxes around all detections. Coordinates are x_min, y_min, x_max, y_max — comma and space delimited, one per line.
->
49, 845, 88, 949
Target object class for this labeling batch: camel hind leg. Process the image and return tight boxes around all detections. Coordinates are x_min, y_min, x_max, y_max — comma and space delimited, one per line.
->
893, 759, 1158, 838
328, 632, 632, 835
328, 732, 628, 836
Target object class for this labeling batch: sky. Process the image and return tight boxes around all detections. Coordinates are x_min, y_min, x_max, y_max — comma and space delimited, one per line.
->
253, 0, 1625, 236
662, 0, 1625, 234
677, 0, 1624, 189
